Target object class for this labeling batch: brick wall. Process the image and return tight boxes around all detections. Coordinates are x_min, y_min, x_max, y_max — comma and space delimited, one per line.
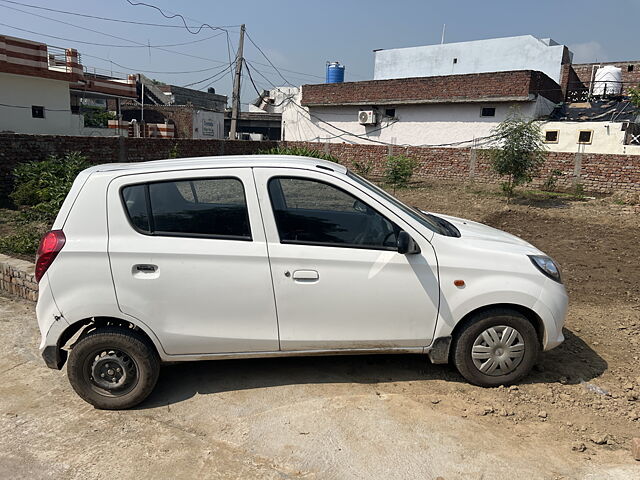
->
0, 254, 37, 301
283, 141, 640, 194
0, 134, 638, 206
301, 70, 563, 106
0, 133, 276, 203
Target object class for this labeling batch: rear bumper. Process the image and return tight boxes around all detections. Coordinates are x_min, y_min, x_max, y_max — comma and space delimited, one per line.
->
42, 345, 67, 370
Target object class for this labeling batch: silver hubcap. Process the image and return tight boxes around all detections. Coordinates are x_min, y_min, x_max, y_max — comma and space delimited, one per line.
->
471, 325, 525, 376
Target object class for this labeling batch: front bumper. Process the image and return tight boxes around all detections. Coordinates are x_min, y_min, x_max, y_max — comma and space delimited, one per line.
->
534, 277, 569, 351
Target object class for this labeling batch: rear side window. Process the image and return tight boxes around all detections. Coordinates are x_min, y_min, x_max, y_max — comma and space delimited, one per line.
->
268, 177, 400, 250
121, 177, 251, 240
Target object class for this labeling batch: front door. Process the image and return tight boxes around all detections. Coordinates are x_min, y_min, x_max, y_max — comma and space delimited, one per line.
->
253, 168, 440, 351
107, 168, 279, 355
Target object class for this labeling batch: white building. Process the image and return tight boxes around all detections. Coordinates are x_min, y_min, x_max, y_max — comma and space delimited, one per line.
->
0, 34, 137, 136
374, 35, 572, 85
283, 70, 561, 147
541, 100, 640, 154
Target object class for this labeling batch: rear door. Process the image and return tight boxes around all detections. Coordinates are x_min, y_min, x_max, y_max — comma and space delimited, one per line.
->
107, 168, 279, 355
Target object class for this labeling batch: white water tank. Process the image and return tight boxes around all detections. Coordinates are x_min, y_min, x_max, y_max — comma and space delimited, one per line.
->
592, 66, 622, 96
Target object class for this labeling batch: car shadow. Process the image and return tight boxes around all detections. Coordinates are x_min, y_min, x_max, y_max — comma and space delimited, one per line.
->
138, 328, 607, 409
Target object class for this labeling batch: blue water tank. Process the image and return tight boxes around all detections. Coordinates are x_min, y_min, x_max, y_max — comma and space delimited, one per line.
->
326, 62, 345, 83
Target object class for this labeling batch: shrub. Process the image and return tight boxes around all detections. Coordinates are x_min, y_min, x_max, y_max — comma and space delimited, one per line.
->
352, 158, 376, 178
10, 152, 90, 223
384, 155, 418, 191
259, 146, 340, 163
82, 107, 116, 128
168, 143, 180, 159
0, 225, 46, 257
541, 169, 563, 192
489, 110, 546, 201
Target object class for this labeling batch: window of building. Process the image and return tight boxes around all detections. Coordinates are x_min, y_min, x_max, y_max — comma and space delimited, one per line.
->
628, 65, 635, 72
544, 130, 559, 143
31, 106, 44, 118
268, 177, 400, 250
384, 108, 396, 118
121, 178, 251, 239
578, 130, 593, 144
453, 58, 458, 64
480, 107, 496, 117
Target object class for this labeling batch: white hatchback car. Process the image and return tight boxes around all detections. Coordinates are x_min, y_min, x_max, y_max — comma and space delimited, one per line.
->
36, 156, 568, 409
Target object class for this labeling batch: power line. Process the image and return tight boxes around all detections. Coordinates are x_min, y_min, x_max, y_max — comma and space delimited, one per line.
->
80, 53, 233, 75
182, 62, 235, 88
0, 2, 233, 66
0, 0, 240, 29
124, 0, 230, 35
0, 22, 225, 48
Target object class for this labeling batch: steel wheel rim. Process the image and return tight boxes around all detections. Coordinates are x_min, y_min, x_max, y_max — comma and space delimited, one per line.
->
84, 348, 139, 397
471, 325, 525, 376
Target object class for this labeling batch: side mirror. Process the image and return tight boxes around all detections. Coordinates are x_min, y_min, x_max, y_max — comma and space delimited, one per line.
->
397, 231, 421, 255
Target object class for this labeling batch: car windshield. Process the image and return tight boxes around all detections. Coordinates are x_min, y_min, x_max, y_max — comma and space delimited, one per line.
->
346, 171, 448, 235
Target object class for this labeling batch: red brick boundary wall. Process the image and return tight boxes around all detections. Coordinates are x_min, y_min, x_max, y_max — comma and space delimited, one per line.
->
283, 141, 640, 195
0, 254, 37, 301
0, 134, 638, 204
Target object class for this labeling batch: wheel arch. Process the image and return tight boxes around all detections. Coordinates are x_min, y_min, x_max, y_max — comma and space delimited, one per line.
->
55, 316, 162, 368
450, 303, 544, 350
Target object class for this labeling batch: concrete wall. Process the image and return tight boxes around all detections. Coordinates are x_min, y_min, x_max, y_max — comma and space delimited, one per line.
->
541, 121, 640, 155
374, 36, 570, 84
284, 89, 554, 147
0, 72, 77, 135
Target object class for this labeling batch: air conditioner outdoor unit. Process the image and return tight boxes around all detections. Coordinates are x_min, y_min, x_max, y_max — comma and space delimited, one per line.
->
358, 110, 377, 125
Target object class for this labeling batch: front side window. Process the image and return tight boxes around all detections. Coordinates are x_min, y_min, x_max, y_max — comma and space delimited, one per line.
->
268, 177, 400, 250
121, 177, 251, 239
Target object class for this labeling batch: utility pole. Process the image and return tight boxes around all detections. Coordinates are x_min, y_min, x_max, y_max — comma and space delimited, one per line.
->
229, 24, 245, 140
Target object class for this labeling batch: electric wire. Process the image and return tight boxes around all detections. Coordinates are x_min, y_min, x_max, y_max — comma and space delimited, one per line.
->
0, 22, 225, 48
0, 0, 240, 29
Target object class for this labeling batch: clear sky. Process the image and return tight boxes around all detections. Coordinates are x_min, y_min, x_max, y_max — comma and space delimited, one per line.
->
1, 0, 638, 106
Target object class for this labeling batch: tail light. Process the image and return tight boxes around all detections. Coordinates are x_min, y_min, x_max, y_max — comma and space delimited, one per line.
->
35, 230, 66, 282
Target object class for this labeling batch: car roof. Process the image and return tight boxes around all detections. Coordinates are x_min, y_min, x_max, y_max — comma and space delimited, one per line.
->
87, 155, 347, 176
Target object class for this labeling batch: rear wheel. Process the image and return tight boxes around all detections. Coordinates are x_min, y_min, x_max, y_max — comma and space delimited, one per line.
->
67, 327, 160, 409
453, 309, 540, 387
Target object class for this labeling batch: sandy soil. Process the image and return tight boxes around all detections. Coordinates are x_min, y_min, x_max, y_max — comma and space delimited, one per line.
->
0, 181, 639, 479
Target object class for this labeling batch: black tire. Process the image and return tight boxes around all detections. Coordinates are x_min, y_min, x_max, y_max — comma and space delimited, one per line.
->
453, 308, 540, 387
67, 326, 160, 410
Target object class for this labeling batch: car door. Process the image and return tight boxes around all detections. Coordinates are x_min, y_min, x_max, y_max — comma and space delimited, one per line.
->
253, 168, 440, 351
107, 168, 279, 355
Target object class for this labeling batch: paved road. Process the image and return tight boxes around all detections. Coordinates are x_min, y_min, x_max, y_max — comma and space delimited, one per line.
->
0, 293, 635, 479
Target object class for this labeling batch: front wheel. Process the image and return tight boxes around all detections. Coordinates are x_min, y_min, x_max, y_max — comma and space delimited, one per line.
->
453, 309, 540, 387
67, 327, 160, 409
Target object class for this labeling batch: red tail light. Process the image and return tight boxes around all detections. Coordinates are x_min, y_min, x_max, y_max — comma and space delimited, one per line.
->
35, 230, 66, 282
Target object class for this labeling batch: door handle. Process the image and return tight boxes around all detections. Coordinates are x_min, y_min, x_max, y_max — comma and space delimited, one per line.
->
135, 264, 157, 273
292, 270, 319, 281
132, 264, 159, 279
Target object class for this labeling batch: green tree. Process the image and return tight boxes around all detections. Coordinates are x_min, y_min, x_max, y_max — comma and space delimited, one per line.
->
489, 111, 546, 201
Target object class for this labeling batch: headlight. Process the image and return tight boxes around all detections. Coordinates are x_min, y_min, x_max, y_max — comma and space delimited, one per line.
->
528, 255, 562, 283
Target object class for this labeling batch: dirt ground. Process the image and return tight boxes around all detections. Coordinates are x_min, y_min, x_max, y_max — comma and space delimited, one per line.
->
1, 181, 639, 479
